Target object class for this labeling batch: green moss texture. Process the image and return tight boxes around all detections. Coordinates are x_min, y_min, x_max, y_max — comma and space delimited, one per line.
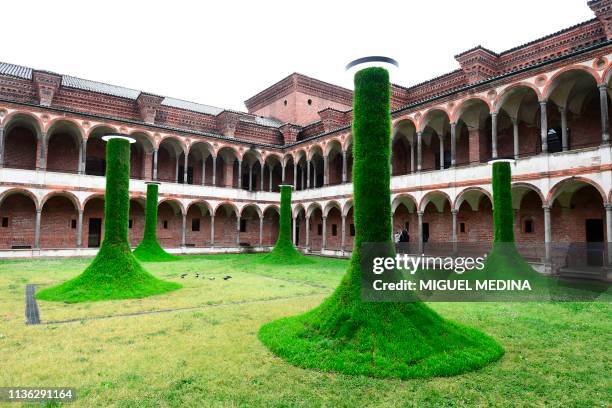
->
259, 67, 503, 378
133, 183, 177, 262
37, 138, 180, 303
260, 185, 312, 265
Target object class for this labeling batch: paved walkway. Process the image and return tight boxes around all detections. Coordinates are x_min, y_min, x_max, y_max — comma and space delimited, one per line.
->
25, 284, 40, 325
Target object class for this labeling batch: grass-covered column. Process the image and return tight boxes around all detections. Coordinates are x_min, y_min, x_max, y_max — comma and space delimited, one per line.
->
492, 160, 514, 243
134, 182, 176, 262
260, 185, 310, 264
259, 64, 503, 379
37, 136, 180, 303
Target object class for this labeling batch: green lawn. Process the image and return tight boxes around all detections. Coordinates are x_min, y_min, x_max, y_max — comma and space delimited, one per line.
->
0, 254, 610, 407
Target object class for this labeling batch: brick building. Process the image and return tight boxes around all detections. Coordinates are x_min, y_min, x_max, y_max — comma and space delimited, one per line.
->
0, 1, 611, 278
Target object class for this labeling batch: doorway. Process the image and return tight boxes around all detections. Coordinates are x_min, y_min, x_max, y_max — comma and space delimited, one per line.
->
422, 222, 430, 243
88, 218, 102, 248
585, 219, 604, 266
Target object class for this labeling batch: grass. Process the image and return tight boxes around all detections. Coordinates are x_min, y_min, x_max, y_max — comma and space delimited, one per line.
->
0, 254, 610, 406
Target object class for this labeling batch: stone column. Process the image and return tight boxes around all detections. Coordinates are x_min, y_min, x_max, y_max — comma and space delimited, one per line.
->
599, 84, 610, 144
323, 155, 329, 186
183, 152, 189, 184
306, 160, 311, 189
152, 148, 158, 180
410, 142, 415, 173
236, 215, 241, 245
341, 214, 346, 251
300, 164, 305, 189
292, 215, 297, 245
540, 101, 548, 153
312, 163, 317, 188
342, 150, 347, 183
259, 216, 264, 246
174, 158, 179, 183
511, 117, 519, 159
76, 209, 84, 248
0, 126, 4, 168
260, 165, 264, 191
417, 210, 424, 253
491, 112, 498, 159
450, 122, 456, 167
37, 133, 47, 171
305, 216, 310, 249
78, 138, 86, 174
451, 209, 458, 253
543, 205, 552, 263
210, 215, 215, 246
606, 204, 612, 266
269, 164, 273, 192
438, 133, 444, 169
237, 160, 242, 189
212, 156, 217, 186
248, 164, 253, 191
293, 162, 298, 189
181, 213, 187, 247
202, 157, 206, 186
416, 131, 422, 171
34, 209, 42, 249
321, 215, 327, 250
559, 106, 568, 151
281, 162, 286, 184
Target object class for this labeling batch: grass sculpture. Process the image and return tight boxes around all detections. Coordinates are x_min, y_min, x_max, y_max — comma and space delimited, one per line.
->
259, 66, 504, 379
133, 182, 177, 262
37, 136, 181, 303
259, 185, 312, 265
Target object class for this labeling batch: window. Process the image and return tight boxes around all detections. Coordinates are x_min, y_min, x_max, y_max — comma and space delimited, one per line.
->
240, 219, 247, 232
71, 219, 77, 229
129, 219, 133, 229
307, 99, 312, 105
404, 222, 409, 231
332, 224, 337, 236
163, 220, 168, 229
524, 219, 534, 234
350, 224, 355, 236
2, 217, 8, 228
460, 222, 465, 233
317, 224, 322, 236
283, 99, 287, 106
192, 218, 200, 232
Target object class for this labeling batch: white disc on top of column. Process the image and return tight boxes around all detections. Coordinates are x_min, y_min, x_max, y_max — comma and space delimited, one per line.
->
102, 134, 136, 143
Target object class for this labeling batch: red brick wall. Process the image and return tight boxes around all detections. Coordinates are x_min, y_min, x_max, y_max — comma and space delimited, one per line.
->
185, 206, 212, 246
392, 141, 409, 175
515, 191, 544, 244
157, 202, 181, 247
214, 208, 237, 245
423, 201, 452, 242
551, 186, 605, 242
393, 205, 417, 242
325, 208, 342, 250
4, 127, 37, 170
128, 200, 145, 247
47, 133, 79, 173
262, 210, 279, 246
157, 146, 177, 182
309, 209, 323, 251
0, 193, 36, 248
130, 145, 145, 179
328, 153, 343, 184
40, 196, 77, 248
457, 199, 493, 242
83, 198, 105, 248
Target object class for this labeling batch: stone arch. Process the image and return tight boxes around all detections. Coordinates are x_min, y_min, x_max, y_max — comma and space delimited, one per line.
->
342, 200, 354, 217
419, 190, 452, 213
0, 188, 39, 249
156, 198, 183, 248
547, 177, 607, 206
40, 192, 80, 248
494, 82, 542, 113
391, 194, 418, 213
2, 111, 43, 135
240, 203, 262, 218
392, 119, 416, 175
85, 125, 117, 176
511, 182, 545, 209
306, 202, 322, 218
46, 119, 84, 173
323, 200, 342, 217
185, 200, 213, 246
40, 190, 81, 212
0, 187, 40, 209
543, 65, 601, 100
453, 187, 493, 211
325, 139, 343, 185
262, 204, 280, 246
2, 113, 42, 170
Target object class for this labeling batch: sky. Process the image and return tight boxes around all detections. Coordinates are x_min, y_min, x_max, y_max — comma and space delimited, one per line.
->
1, 1, 595, 112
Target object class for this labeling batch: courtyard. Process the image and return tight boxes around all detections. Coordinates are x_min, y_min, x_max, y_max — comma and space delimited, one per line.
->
1, 254, 610, 407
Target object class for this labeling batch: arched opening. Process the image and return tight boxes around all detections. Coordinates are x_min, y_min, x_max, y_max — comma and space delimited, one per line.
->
157, 200, 182, 247
421, 109, 451, 170
240, 205, 261, 245
186, 202, 212, 247
345, 205, 355, 250
188, 142, 214, 186
85, 126, 115, 176
41, 194, 78, 248
241, 150, 263, 191
392, 120, 416, 175
130, 132, 154, 180
216, 147, 239, 188
83, 196, 105, 248
295, 151, 307, 190
547, 69, 602, 151
421, 193, 452, 244
455, 189, 493, 243
392, 195, 417, 244
262, 206, 280, 246
325, 140, 343, 185
158, 137, 183, 183
214, 203, 238, 246
324, 203, 342, 250
128, 197, 146, 247
496, 85, 541, 158
283, 155, 295, 189
3, 115, 40, 170
46, 121, 81, 173
455, 100, 491, 165
293, 205, 306, 247
264, 155, 282, 192
0, 190, 37, 249
308, 205, 323, 251
309, 146, 324, 188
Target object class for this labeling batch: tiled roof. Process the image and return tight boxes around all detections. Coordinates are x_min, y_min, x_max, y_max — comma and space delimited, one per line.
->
239, 115, 284, 128
0, 62, 32, 80
161, 97, 224, 116
61, 75, 141, 99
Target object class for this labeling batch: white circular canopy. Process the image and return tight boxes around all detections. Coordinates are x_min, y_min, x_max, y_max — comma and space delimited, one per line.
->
102, 134, 136, 143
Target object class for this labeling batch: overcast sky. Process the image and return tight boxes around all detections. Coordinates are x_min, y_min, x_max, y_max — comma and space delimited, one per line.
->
2, 1, 594, 111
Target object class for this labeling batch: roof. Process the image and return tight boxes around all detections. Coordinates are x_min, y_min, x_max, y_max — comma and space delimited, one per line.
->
62, 75, 141, 99
161, 97, 224, 116
0, 62, 32, 80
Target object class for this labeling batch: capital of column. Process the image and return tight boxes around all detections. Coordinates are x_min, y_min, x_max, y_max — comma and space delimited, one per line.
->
417, 210, 424, 217
605, 203, 612, 211
542, 205, 551, 212
598, 83, 608, 91
451, 209, 458, 215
